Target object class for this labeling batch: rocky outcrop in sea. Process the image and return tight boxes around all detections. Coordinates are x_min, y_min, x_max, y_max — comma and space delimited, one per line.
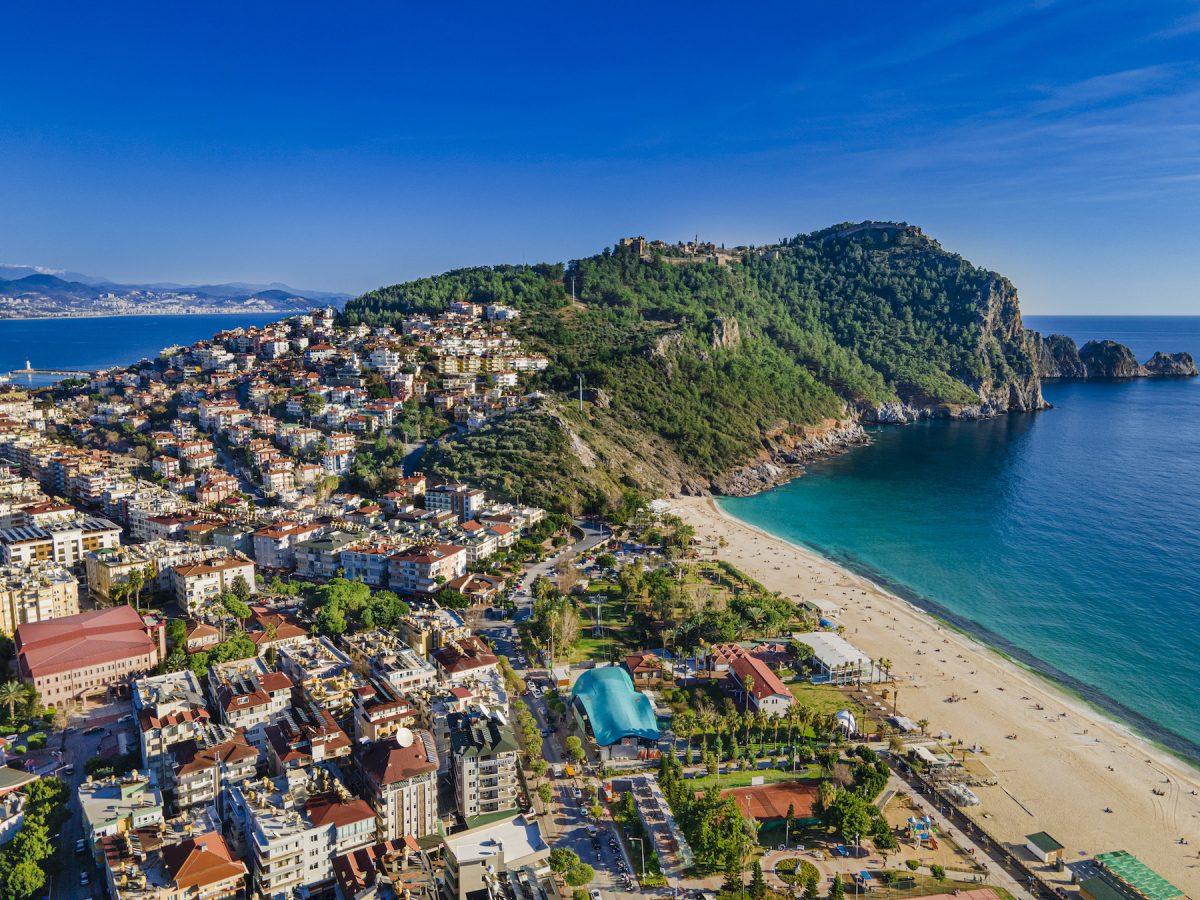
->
1027, 331, 1197, 380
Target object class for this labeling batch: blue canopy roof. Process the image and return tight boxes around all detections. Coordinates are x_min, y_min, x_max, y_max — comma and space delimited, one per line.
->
572, 666, 660, 746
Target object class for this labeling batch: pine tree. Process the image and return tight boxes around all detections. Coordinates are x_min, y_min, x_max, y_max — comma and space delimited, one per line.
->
749, 861, 767, 900
829, 873, 846, 900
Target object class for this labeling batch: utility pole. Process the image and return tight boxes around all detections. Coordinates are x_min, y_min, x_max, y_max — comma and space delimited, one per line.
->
569, 276, 576, 302
576, 373, 584, 413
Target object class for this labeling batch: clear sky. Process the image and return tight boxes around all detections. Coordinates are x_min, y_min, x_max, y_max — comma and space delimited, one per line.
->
2, 2, 1199, 313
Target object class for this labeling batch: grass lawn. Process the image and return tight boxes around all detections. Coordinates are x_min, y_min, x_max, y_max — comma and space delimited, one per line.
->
874, 876, 1013, 899
684, 766, 821, 793
786, 681, 866, 718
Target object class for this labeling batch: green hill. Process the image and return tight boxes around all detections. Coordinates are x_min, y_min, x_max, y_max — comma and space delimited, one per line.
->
342, 222, 1043, 513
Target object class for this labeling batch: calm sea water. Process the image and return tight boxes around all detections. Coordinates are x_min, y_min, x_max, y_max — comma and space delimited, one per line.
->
721, 316, 1200, 762
0, 313, 283, 386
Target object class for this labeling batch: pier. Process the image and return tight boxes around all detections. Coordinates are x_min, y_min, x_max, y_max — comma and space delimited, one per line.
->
5, 361, 98, 379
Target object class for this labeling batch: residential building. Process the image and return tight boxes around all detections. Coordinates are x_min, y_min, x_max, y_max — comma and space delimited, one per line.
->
448, 709, 520, 823
424, 483, 485, 522
208, 656, 294, 749
342, 631, 438, 696
0, 515, 121, 568
350, 676, 419, 744
264, 700, 352, 773
277, 636, 361, 715
100, 830, 247, 900
223, 769, 376, 900
431, 636, 499, 685
170, 728, 259, 811
359, 729, 439, 842
399, 606, 470, 657
252, 521, 323, 569
132, 669, 212, 787
440, 815, 549, 900
293, 530, 360, 580
79, 772, 164, 845
171, 555, 256, 614
387, 543, 466, 595
0, 562, 78, 635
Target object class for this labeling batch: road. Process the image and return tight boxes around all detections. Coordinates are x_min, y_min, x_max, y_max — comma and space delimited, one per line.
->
512, 518, 611, 613
50, 703, 134, 900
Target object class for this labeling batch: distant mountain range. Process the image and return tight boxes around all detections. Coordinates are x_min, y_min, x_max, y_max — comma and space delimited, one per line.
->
0, 264, 350, 318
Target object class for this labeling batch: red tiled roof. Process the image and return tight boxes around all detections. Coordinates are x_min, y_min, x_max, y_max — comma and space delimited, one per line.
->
361, 733, 438, 786
431, 636, 497, 674
304, 793, 375, 829
729, 653, 790, 701
161, 832, 246, 890
172, 734, 258, 776
16, 606, 157, 678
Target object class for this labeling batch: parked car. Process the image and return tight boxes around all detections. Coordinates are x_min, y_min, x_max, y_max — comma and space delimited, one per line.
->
75, 838, 87, 855
83, 725, 104, 736
80, 871, 89, 886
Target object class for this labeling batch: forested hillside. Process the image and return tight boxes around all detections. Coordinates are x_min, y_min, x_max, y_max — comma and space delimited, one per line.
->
342, 223, 1044, 512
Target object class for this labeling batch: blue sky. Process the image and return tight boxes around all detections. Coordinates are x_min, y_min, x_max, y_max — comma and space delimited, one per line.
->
2, 2, 1199, 312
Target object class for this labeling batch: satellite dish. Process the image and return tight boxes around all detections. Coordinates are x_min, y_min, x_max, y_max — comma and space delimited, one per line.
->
396, 727, 414, 748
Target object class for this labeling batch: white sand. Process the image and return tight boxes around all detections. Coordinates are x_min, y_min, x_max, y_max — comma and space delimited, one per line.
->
672, 495, 1200, 892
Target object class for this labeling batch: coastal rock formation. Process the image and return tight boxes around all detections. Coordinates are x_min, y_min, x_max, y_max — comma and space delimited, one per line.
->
1027, 330, 1087, 378
709, 419, 869, 496
1143, 351, 1198, 376
1028, 332, 1197, 380
1079, 340, 1144, 378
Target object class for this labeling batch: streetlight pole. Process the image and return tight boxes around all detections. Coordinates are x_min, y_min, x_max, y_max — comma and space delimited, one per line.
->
576, 373, 584, 413
630, 836, 645, 879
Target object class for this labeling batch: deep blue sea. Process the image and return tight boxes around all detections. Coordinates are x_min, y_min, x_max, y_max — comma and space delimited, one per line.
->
0, 313, 284, 386
721, 316, 1200, 762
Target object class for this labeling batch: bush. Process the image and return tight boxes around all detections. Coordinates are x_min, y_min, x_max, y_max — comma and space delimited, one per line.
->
905, 859, 920, 871
930, 864, 946, 881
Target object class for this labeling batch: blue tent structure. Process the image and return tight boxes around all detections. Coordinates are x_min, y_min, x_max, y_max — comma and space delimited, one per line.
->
571, 666, 660, 746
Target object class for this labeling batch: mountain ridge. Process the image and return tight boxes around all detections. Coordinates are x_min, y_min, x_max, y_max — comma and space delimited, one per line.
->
0, 268, 350, 318
342, 222, 1047, 512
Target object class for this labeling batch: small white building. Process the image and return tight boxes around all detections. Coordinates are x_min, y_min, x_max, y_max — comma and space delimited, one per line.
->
791, 631, 877, 685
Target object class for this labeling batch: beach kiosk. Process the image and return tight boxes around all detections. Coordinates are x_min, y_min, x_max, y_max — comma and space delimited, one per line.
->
1024, 831, 1064, 865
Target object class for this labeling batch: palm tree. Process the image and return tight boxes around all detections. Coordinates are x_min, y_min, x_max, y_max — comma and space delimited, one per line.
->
0, 681, 24, 722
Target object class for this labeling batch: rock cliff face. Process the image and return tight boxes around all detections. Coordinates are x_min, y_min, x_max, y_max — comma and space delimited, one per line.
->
1027, 330, 1087, 378
708, 419, 869, 496
1144, 351, 1199, 376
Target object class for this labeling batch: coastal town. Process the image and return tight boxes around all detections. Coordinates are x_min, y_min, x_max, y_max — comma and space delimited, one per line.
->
0, 304, 1189, 900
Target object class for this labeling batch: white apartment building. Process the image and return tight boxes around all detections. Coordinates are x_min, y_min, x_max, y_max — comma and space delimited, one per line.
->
359, 728, 440, 841
448, 709, 521, 822
0, 563, 78, 634
223, 769, 375, 900
132, 669, 212, 788
0, 516, 121, 568
171, 554, 257, 614
387, 543, 466, 595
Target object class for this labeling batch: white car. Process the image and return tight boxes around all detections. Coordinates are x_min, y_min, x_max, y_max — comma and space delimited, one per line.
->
590, 891, 602, 900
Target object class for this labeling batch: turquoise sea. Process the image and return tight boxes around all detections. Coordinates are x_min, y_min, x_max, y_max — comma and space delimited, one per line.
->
721, 316, 1200, 763
0, 313, 284, 386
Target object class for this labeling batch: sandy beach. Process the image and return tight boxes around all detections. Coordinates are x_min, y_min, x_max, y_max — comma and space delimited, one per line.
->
671, 495, 1200, 893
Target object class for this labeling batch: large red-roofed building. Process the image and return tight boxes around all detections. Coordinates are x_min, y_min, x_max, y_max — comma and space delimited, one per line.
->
15, 605, 165, 705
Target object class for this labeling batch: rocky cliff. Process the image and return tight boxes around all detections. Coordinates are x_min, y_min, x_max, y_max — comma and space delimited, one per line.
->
1028, 330, 1087, 378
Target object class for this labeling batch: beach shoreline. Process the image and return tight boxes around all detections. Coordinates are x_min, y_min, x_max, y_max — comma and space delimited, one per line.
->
672, 494, 1200, 892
